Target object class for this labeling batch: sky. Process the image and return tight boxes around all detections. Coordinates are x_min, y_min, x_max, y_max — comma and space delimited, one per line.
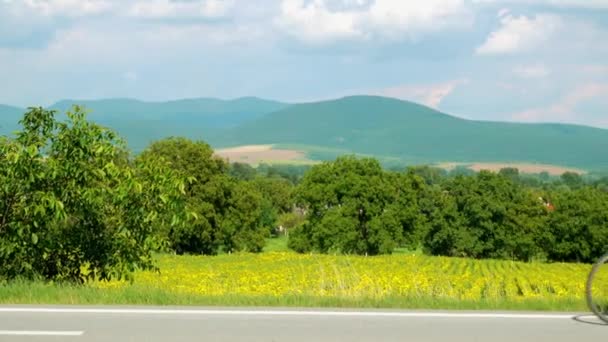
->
0, 0, 607, 128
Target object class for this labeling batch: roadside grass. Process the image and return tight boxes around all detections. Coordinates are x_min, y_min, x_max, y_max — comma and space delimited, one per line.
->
0, 280, 586, 311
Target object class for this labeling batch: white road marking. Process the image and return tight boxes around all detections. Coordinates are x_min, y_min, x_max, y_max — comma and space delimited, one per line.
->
0, 307, 580, 319
0, 330, 83, 336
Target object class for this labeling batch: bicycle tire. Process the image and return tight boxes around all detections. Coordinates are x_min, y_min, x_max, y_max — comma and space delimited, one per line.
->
586, 252, 608, 323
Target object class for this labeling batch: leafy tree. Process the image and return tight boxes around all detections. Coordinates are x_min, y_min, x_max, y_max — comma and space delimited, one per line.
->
421, 188, 471, 257
137, 137, 227, 255
380, 171, 430, 249
221, 180, 267, 253
499, 167, 519, 182
539, 171, 550, 182
229, 162, 257, 181
593, 176, 608, 193
256, 163, 310, 184
290, 156, 403, 255
423, 171, 548, 261
560, 171, 584, 189
544, 187, 608, 263
405, 165, 447, 185
0, 106, 186, 282
252, 176, 293, 213
139, 137, 267, 254
449, 166, 475, 177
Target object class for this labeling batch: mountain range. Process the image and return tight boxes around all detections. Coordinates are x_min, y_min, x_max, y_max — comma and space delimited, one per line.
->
1, 95, 607, 171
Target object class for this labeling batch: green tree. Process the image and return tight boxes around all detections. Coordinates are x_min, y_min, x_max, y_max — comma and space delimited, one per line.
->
137, 137, 227, 255
544, 187, 608, 263
499, 167, 519, 182
0, 106, 186, 282
221, 180, 267, 253
423, 171, 547, 261
139, 137, 267, 254
289, 156, 403, 255
252, 176, 293, 213
405, 165, 447, 185
229, 162, 257, 181
560, 171, 584, 189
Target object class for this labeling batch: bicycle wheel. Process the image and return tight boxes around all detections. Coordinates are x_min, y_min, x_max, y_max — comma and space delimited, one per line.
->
586, 252, 608, 323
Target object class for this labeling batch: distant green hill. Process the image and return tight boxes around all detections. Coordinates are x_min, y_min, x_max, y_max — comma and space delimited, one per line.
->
2, 95, 608, 170
0, 98, 288, 152
0, 104, 24, 134
215, 96, 608, 170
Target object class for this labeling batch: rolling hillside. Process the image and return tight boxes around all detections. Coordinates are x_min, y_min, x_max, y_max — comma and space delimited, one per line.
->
215, 96, 608, 170
0, 98, 288, 152
2, 95, 608, 170
0, 104, 25, 134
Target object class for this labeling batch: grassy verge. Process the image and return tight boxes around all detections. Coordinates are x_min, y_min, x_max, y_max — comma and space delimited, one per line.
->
0, 281, 586, 311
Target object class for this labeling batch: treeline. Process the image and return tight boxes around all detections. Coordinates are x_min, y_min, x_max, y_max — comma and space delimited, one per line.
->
2, 107, 608, 283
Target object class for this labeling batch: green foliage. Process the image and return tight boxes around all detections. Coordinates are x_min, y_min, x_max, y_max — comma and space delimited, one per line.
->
0, 106, 186, 282
560, 171, 584, 189
138, 137, 267, 255
543, 187, 608, 263
405, 165, 447, 185
291, 156, 422, 255
422, 171, 549, 261
252, 176, 293, 214
229, 162, 257, 181
137, 137, 226, 255
256, 163, 311, 184
221, 180, 267, 253
499, 167, 520, 182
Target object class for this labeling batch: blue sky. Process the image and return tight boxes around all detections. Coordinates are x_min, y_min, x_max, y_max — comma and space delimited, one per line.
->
0, 0, 607, 128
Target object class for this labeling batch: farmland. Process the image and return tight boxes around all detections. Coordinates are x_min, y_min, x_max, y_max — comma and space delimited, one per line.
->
436, 162, 586, 176
0, 246, 594, 311
215, 145, 313, 165
213, 144, 586, 175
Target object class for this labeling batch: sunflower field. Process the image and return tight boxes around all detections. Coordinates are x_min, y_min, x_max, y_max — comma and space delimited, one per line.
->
76, 252, 591, 310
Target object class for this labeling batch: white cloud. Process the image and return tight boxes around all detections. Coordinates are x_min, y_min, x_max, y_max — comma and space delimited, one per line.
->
545, 0, 608, 8
364, 0, 472, 39
128, 0, 234, 19
472, 0, 608, 9
511, 83, 608, 125
476, 12, 562, 55
274, 0, 362, 44
275, 0, 472, 44
1, 0, 237, 19
513, 64, 550, 78
373, 79, 469, 108
21, 0, 113, 17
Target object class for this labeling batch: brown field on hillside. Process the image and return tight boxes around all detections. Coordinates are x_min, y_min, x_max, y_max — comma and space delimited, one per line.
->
215, 145, 311, 164
214, 147, 587, 174
436, 162, 586, 175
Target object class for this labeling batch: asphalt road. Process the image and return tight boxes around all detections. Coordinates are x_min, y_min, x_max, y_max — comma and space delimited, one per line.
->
0, 306, 606, 341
